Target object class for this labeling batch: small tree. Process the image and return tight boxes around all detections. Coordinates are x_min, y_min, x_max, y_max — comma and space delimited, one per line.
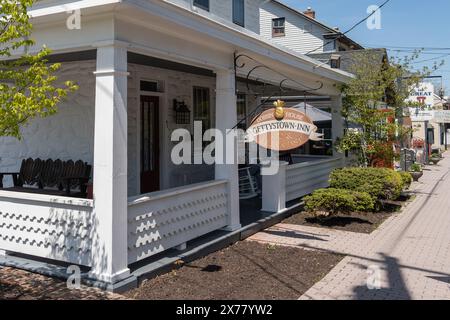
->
0, 0, 78, 138
336, 50, 442, 167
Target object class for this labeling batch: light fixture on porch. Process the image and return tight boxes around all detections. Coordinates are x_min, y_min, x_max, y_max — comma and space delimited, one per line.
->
173, 99, 191, 125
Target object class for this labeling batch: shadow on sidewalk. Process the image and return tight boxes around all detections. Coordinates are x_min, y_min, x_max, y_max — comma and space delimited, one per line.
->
262, 229, 329, 242
352, 254, 412, 300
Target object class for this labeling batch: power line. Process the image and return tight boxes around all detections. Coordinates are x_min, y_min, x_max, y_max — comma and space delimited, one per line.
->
364, 44, 450, 50
386, 49, 450, 55
306, 0, 392, 55
409, 53, 450, 64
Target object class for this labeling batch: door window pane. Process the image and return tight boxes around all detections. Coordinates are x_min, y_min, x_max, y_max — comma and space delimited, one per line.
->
237, 93, 247, 130
141, 100, 157, 172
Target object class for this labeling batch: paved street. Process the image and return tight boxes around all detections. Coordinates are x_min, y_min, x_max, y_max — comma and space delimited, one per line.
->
249, 155, 450, 300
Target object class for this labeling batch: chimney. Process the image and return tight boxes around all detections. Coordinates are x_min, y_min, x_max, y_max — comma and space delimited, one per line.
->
304, 7, 316, 19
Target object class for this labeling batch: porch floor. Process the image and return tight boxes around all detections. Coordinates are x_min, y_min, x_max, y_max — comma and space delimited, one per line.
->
240, 198, 265, 226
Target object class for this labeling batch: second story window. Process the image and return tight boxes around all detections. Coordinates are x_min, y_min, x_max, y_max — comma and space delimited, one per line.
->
233, 0, 245, 27
272, 18, 285, 37
193, 0, 209, 11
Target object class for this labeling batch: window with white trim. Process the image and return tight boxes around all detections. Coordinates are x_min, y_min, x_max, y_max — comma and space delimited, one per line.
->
272, 17, 286, 37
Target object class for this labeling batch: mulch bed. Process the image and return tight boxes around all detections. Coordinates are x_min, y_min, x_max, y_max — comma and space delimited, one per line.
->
0, 267, 125, 300
283, 195, 412, 234
282, 194, 414, 233
125, 241, 343, 300
283, 211, 394, 234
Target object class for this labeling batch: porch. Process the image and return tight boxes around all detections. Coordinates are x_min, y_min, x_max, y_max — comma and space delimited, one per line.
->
0, 1, 350, 287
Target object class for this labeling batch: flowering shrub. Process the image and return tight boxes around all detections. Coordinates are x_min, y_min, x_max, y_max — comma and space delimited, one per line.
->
412, 138, 425, 148
367, 141, 397, 169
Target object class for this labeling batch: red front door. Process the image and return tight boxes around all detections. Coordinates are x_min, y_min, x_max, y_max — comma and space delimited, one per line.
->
140, 96, 160, 194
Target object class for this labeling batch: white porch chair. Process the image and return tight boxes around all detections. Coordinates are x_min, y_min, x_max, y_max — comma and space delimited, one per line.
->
238, 167, 259, 200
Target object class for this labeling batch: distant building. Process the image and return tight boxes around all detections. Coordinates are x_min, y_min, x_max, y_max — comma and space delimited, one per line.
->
260, 1, 364, 54
408, 83, 450, 153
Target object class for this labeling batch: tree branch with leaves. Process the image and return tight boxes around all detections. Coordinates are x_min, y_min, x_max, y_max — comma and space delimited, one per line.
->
336, 50, 443, 167
0, 0, 78, 138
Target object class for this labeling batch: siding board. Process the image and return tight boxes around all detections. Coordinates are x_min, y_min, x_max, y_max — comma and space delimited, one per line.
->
260, 2, 334, 54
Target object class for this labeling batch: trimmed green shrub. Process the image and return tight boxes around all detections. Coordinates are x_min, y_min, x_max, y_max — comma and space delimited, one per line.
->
329, 167, 404, 201
399, 171, 413, 189
304, 188, 375, 217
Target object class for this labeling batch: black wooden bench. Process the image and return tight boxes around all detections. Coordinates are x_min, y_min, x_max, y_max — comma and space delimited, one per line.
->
279, 153, 294, 165
0, 158, 91, 198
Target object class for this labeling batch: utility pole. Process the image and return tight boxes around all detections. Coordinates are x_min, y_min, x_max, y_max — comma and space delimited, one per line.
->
424, 120, 430, 165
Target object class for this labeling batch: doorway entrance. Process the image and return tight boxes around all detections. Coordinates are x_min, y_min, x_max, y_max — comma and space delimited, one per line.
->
140, 95, 160, 194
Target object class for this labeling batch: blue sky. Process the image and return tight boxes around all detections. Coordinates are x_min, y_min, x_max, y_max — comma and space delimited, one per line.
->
281, 0, 450, 95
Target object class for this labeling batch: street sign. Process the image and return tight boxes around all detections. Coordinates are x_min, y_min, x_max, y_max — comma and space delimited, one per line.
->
409, 108, 434, 122
247, 102, 322, 151
407, 82, 435, 109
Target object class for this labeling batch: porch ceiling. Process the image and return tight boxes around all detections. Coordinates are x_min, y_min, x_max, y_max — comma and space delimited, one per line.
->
118, 0, 352, 93
27, 0, 351, 96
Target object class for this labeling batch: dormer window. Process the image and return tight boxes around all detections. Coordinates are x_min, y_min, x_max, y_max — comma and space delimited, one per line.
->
272, 18, 285, 37
193, 0, 209, 11
233, 0, 245, 27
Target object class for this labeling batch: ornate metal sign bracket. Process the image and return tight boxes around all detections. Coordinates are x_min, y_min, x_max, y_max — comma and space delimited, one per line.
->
232, 52, 324, 129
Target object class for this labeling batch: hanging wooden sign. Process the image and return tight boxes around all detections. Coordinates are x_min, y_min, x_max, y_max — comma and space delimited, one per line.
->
246, 100, 323, 151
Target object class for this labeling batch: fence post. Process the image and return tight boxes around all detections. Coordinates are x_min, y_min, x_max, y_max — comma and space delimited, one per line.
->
262, 161, 288, 213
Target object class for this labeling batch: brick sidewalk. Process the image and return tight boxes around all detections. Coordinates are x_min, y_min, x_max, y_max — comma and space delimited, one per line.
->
249, 156, 450, 300
0, 267, 127, 300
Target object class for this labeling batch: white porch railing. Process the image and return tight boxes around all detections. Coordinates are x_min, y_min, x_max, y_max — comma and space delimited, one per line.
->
0, 191, 94, 266
286, 156, 344, 202
262, 156, 344, 212
127, 180, 229, 264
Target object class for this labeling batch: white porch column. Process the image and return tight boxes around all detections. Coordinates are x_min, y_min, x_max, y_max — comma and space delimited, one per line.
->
90, 42, 130, 283
262, 161, 288, 213
331, 95, 345, 165
215, 69, 241, 231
